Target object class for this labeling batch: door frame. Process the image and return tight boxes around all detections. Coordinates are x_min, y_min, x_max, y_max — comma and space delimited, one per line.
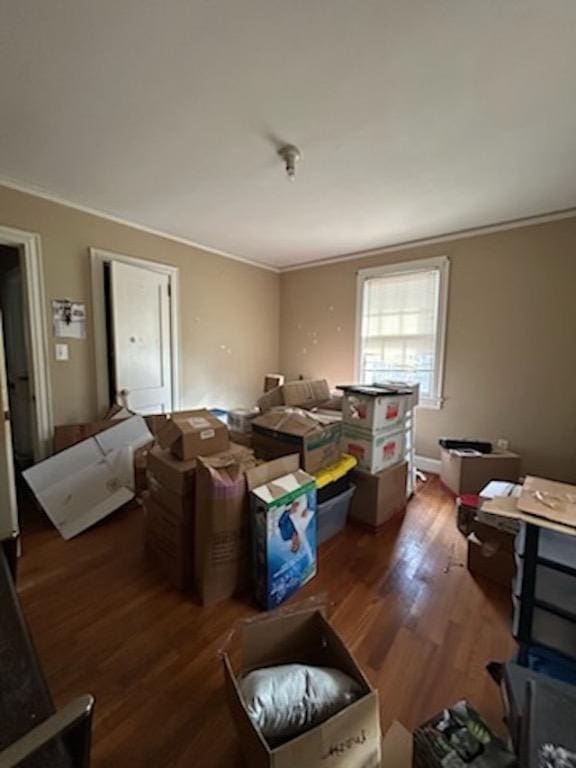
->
90, 248, 181, 415
0, 225, 53, 461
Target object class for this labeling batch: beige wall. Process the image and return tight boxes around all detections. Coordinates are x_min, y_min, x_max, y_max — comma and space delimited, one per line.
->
280, 217, 576, 482
0, 185, 279, 426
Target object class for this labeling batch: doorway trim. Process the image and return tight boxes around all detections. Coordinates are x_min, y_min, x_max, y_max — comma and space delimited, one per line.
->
90, 248, 181, 415
0, 225, 53, 460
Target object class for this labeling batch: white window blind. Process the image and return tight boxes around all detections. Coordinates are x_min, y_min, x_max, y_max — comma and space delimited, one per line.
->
357, 257, 449, 407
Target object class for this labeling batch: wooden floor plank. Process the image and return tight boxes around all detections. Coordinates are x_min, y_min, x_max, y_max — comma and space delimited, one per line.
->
15, 477, 517, 766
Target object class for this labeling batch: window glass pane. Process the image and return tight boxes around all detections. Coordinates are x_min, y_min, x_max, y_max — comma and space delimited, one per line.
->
360, 268, 440, 399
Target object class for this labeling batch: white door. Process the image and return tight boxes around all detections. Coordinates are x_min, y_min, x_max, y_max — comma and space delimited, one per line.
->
110, 260, 173, 414
0, 313, 18, 540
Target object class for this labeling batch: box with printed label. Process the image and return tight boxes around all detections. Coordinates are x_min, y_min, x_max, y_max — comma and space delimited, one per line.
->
247, 455, 317, 610
157, 409, 229, 460
342, 424, 406, 474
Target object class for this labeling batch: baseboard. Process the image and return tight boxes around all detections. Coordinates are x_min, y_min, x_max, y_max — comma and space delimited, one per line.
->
415, 455, 441, 474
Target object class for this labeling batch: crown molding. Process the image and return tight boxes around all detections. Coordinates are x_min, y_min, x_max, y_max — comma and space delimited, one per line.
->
2, 175, 575, 274
279, 207, 576, 272
0, 175, 279, 273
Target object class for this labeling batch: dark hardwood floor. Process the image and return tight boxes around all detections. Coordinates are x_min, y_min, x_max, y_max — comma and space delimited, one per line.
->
15, 477, 516, 766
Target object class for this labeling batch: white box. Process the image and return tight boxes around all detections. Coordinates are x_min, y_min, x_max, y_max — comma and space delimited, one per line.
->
341, 424, 406, 474
341, 385, 417, 433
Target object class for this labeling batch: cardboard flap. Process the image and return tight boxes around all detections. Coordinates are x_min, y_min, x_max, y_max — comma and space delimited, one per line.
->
157, 418, 181, 449
246, 454, 300, 491
252, 409, 323, 437
518, 475, 576, 528
198, 443, 254, 469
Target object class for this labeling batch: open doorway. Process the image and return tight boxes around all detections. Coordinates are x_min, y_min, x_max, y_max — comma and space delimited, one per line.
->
0, 245, 34, 469
0, 226, 52, 542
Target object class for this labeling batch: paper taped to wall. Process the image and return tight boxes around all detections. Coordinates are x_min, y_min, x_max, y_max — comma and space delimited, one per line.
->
52, 298, 86, 339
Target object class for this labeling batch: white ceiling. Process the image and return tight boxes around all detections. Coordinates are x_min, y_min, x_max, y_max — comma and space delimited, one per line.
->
1, 1, 576, 269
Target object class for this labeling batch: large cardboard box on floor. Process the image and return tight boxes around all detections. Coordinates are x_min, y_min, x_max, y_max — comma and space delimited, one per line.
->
247, 455, 317, 610
157, 409, 229, 460
144, 494, 194, 590
467, 532, 516, 588
440, 448, 521, 495
252, 410, 341, 474
147, 446, 197, 495
222, 602, 382, 768
350, 461, 408, 529
195, 444, 256, 605
341, 423, 406, 474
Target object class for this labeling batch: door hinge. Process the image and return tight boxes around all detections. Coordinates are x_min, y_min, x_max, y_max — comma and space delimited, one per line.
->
167, 283, 172, 298
4, 410, 10, 422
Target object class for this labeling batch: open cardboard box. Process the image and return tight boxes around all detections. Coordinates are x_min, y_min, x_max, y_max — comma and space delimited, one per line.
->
222, 601, 382, 768
251, 409, 341, 474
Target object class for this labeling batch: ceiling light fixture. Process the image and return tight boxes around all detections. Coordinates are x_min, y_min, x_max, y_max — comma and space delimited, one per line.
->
278, 144, 301, 181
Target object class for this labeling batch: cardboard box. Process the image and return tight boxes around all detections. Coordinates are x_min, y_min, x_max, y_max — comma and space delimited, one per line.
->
147, 473, 194, 520
24, 416, 153, 539
222, 603, 382, 768
144, 495, 194, 590
470, 513, 517, 553
264, 373, 285, 392
147, 446, 196, 495
342, 392, 407, 432
53, 420, 117, 453
228, 408, 260, 434
467, 532, 516, 588
381, 722, 412, 768
258, 379, 331, 413
247, 455, 317, 610
195, 444, 256, 605
341, 424, 406, 474
252, 410, 341, 474
349, 461, 408, 529
157, 409, 229, 460
229, 429, 253, 449
413, 700, 514, 768
440, 448, 522, 495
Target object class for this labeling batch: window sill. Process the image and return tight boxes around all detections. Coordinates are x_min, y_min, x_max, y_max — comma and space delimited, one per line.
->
416, 397, 444, 411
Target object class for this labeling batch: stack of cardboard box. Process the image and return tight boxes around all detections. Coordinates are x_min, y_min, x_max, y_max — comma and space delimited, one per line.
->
339, 385, 418, 530
144, 409, 229, 592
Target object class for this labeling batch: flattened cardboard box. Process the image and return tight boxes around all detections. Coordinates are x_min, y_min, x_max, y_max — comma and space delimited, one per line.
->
157, 409, 229, 460
222, 604, 382, 768
24, 416, 152, 539
147, 446, 196, 495
252, 410, 341, 474
350, 461, 407, 529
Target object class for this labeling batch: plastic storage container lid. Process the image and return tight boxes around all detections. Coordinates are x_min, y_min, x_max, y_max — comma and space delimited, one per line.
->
313, 454, 357, 489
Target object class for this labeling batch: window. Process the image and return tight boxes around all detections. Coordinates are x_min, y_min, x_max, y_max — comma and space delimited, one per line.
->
356, 256, 449, 408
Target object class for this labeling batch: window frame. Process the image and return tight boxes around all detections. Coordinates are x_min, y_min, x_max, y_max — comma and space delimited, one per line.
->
354, 255, 450, 409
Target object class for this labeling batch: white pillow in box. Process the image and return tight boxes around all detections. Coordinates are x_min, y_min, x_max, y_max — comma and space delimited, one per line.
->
240, 664, 363, 740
